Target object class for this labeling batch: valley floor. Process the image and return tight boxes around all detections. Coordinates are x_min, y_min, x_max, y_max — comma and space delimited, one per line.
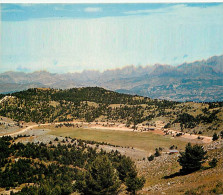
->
0, 117, 222, 194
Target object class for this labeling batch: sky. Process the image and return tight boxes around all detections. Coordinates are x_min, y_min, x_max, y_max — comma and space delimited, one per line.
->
1, 3, 223, 73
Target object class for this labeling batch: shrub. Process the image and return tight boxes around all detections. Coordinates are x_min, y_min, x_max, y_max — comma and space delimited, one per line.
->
154, 148, 161, 157
220, 131, 223, 139
164, 123, 171, 129
212, 133, 219, 141
209, 158, 218, 168
148, 155, 154, 161
54, 137, 59, 141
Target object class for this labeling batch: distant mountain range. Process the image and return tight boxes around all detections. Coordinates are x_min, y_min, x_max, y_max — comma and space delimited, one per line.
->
0, 55, 223, 102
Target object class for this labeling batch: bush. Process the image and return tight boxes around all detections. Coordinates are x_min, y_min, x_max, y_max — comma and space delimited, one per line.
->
220, 131, 223, 139
212, 133, 219, 141
154, 148, 161, 157
211, 182, 223, 194
148, 155, 154, 161
209, 158, 218, 168
164, 123, 171, 129
54, 137, 59, 141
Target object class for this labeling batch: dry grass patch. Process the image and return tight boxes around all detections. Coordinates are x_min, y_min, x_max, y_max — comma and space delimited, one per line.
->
44, 126, 188, 152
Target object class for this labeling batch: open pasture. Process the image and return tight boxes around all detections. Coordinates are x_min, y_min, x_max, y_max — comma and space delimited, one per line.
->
43, 126, 188, 152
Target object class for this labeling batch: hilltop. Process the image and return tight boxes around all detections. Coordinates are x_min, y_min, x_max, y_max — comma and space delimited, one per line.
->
0, 87, 222, 137
0, 55, 223, 102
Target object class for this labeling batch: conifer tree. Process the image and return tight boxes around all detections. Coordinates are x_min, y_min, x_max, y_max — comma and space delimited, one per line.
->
178, 143, 207, 173
83, 155, 121, 195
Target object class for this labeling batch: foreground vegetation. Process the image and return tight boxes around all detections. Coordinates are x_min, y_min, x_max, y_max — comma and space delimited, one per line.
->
0, 136, 145, 194
1, 134, 222, 194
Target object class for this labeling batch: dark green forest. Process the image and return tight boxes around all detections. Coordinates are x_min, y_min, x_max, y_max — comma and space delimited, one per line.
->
0, 136, 145, 194
0, 87, 179, 124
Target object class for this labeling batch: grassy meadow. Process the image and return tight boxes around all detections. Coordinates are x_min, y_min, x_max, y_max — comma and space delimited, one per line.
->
40, 126, 188, 152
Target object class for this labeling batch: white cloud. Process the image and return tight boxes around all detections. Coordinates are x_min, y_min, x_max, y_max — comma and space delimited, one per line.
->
123, 4, 184, 15
1, 4, 223, 73
84, 7, 102, 13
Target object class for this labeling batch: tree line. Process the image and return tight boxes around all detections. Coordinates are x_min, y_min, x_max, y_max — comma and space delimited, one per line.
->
0, 87, 222, 129
0, 136, 145, 194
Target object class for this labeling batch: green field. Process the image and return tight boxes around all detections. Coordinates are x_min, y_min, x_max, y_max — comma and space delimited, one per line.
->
45, 126, 188, 152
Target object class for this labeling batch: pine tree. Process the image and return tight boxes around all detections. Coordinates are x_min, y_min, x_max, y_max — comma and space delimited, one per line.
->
178, 143, 207, 173
125, 168, 145, 195
116, 156, 135, 181
83, 155, 121, 195
115, 156, 145, 194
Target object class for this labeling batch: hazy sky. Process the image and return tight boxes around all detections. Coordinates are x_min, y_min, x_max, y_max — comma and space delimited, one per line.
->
1, 3, 223, 73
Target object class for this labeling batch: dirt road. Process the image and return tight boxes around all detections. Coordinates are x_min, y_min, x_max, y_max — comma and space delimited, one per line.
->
166, 129, 212, 143
0, 121, 213, 144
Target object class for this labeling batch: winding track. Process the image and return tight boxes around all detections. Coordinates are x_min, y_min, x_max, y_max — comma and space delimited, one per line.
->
0, 121, 213, 143
0, 96, 214, 143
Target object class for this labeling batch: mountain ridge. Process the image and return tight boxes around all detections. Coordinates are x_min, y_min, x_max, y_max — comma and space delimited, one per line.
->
0, 55, 222, 102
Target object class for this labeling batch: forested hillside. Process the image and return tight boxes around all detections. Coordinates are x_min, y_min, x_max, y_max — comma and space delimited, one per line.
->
0, 136, 145, 194
0, 87, 222, 135
0, 87, 178, 123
